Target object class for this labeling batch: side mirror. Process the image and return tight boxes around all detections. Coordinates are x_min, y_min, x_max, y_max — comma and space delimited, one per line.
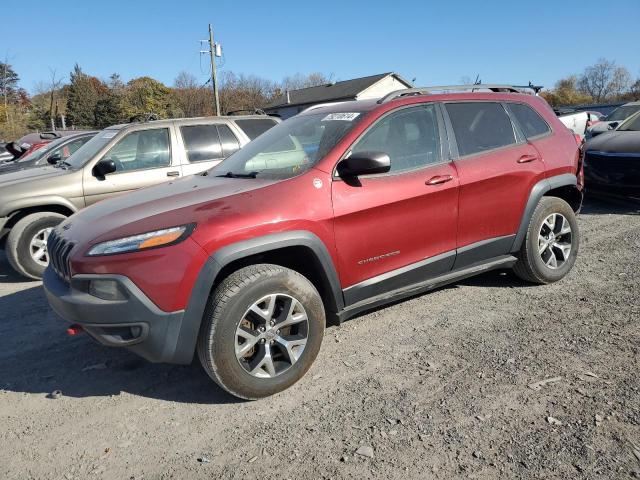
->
608, 122, 619, 129
47, 153, 62, 165
337, 151, 391, 177
92, 159, 117, 178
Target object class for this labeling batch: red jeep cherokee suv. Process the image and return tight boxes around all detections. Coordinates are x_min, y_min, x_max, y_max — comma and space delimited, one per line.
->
44, 85, 583, 399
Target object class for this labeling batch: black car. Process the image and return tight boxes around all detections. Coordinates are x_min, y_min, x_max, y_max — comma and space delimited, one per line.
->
584, 111, 640, 200
0, 131, 96, 175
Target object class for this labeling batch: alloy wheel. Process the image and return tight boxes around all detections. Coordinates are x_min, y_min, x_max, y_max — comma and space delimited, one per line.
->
538, 213, 572, 269
29, 227, 53, 266
235, 293, 309, 379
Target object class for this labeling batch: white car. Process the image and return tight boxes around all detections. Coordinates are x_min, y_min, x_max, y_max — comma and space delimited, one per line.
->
556, 109, 603, 138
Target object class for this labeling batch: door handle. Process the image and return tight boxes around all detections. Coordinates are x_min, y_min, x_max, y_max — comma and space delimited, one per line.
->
517, 154, 538, 164
426, 174, 453, 186
166, 171, 180, 177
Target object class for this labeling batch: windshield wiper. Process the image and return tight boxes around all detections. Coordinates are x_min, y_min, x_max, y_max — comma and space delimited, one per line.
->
216, 171, 259, 179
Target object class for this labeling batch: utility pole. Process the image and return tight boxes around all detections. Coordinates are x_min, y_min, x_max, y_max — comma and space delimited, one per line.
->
207, 24, 221, 116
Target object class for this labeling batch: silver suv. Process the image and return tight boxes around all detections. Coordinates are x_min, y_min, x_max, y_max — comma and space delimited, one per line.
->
0, 115, 279, 279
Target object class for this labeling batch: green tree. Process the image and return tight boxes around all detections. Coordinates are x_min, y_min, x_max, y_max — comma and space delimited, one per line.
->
66, 64, 105, 128
94, 93, 126, 128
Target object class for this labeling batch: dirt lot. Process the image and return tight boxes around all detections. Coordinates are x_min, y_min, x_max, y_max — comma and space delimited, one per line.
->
1, 198, 639, 479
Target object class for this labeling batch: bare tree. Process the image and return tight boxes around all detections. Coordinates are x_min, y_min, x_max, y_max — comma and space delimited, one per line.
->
280, 72, 331, 91
46, 68, 63, 129
172, 71, 212, 117
219, 71, 275, 114
578, 58, 631, 102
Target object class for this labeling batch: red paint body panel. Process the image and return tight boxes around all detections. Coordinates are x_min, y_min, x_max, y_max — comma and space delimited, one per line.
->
332, 163, 458, 287
454, 142, 544, 247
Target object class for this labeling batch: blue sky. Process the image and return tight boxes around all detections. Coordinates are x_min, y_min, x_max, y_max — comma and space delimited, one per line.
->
4, 0, 640, 93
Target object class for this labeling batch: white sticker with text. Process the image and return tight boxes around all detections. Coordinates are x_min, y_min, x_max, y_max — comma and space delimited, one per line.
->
322, 112, 360, 122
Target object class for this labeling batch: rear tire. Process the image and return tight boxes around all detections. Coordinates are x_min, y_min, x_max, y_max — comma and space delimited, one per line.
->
513, 196, 579, 284
6, 212, 66, 280
197, 264, 325, 400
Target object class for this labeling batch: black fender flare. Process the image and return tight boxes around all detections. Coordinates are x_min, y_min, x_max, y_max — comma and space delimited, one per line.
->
172, 230, 343, 364
511, 173, 578, 252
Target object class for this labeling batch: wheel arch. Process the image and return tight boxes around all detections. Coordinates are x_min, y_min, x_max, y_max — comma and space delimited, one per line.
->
171, 231, 344, 364
0, 203, 75, 243
511, 173, 581, 252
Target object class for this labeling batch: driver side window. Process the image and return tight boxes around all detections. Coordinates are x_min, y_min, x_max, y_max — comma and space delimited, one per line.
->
103, 128, 171, 172
350, 105, 441, 173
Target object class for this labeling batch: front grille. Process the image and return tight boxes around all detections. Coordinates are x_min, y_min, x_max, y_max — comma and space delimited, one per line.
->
47, 230, 74, 282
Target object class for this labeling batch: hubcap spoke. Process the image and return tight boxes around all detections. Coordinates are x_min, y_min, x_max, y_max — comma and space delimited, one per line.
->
235, 293, 309, 379
247, 344, 277, 378
276, 334, 307, 364
552, 242, 571, 261
235, 326, 260, 357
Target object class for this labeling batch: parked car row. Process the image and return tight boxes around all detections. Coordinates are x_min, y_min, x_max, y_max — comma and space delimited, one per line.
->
0, 114, 279, 278
585, 101, 640, 139
1, 130, 94, 166
34, 84, 586, 399
0, 131, 96, 174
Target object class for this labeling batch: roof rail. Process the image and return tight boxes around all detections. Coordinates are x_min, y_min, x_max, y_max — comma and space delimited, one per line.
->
378, 83, 544, 104
226, 108, 267, 116
129, 112, 160, 123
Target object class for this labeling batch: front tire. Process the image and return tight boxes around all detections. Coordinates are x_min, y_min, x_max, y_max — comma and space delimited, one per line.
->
6, 212, 66, 280
197, 264, 325, 400
513, 196, 579, 284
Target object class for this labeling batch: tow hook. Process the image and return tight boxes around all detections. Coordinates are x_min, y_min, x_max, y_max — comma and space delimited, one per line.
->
66, 324, 83, 336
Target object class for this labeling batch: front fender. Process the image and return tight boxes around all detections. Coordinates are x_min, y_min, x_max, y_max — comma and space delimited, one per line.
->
0, 195, 80, 217
170, 230, 343, 364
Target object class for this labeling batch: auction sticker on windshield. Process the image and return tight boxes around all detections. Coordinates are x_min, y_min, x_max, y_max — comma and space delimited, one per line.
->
322, 113, 360, 121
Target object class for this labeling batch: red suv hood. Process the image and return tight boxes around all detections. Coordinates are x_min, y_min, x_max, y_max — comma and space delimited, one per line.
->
59, 174, 279, 246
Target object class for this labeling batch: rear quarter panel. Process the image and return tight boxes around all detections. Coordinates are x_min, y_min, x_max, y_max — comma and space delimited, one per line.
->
529, 97, 581, 180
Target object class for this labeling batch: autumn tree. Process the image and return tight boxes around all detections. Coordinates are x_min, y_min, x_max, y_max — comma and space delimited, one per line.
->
66, 64, 107, 128
124, 76, 181, 119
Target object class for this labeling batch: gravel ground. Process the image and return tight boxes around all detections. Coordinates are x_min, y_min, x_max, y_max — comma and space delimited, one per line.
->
1, 198, 639, 479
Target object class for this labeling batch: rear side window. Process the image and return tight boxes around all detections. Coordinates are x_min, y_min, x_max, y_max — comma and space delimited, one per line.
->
446, 102, 517, 157
218, 124, 240, 157
234, 118, 278, 140
508, 103, 551, 138
181, 125, 222, 162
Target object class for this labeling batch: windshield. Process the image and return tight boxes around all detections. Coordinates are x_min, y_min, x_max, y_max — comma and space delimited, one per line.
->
16, 136, 68, 163
617, 112, 640, 132
606, 105, 640, 122
210, 112, 365, 179
66, 129, 120, 169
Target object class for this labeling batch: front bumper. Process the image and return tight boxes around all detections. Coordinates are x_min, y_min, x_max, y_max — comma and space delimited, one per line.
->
43, 268, 193, 364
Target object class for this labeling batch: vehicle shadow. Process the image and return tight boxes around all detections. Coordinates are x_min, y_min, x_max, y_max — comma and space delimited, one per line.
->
0, 266, 240, 405
580, 195, 640, 215
0, 250, 41, 284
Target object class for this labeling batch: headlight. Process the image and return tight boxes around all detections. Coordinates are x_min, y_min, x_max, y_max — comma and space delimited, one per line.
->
86, 224, 195, 256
